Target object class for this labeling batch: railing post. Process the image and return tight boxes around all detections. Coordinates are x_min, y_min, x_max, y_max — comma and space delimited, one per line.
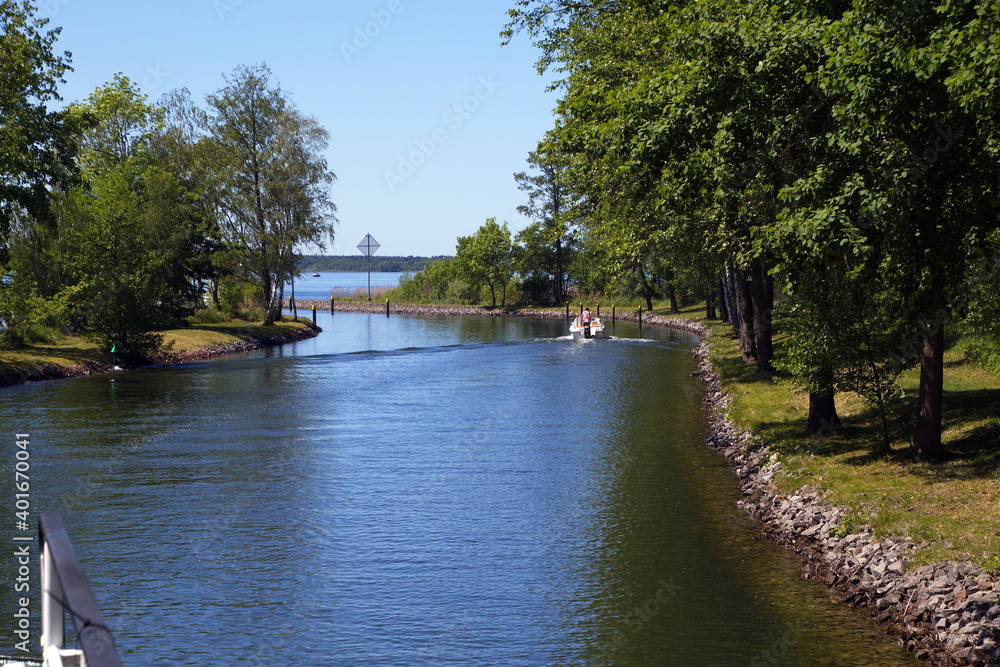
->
39, 512, 122, 667
41, 536, 64, 651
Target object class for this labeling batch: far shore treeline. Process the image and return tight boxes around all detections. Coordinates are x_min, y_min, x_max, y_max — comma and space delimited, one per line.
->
299, 255, 448, 273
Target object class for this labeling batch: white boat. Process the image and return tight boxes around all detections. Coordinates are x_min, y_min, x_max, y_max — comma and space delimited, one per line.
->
570, 315, 604, 339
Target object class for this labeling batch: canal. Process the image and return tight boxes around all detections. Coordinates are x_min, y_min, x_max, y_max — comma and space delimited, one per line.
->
1, 313, 914, 665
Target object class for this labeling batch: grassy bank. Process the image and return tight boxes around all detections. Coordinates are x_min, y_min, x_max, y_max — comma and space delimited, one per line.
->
644, 301, 1000, 571
0, 317, 315, 386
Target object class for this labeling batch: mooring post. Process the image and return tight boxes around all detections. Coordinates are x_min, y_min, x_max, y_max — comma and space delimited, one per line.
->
386, 299, 390, 317
312, 305, 317, 325
330, 297, 335, 315
566, 302, 570, 319
612, 305, 616, 327
638, 307, 643, 331
596, 303, 601, 318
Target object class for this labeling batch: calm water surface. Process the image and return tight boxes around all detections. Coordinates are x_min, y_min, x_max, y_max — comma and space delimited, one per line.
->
291, 272, 406, 300
0, 314, 915, 665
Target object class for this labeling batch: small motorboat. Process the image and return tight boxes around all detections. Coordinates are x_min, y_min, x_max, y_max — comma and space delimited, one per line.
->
312, 273, 321, 277
570, 315, 604, 339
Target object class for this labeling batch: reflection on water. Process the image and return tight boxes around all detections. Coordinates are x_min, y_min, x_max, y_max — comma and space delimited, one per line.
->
0, 314, 914, 664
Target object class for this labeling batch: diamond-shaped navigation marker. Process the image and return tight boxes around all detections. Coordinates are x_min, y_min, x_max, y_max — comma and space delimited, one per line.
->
357, 234, 380, 257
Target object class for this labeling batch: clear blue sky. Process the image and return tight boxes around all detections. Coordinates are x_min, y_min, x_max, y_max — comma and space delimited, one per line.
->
43, 0, 557, 257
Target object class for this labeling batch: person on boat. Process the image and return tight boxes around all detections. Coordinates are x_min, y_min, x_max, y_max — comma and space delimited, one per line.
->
582, 307, 592, 325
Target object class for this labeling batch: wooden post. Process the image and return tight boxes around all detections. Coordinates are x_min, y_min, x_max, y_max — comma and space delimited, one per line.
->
596, 303, 601, 318
566, 302, 570, 319
638, 307, 643, 331
312, 305, 316, 325
612, 305, 616, 326
330, 297, 335, 315
386, 299, 390, 317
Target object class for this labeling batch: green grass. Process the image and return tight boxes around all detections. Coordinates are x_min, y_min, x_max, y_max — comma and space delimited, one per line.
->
646, 303, 1000, 570
0, 316, 312, 380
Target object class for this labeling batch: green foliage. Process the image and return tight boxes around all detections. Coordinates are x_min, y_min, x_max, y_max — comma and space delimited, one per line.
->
205, 63, 337, 325
505, 0, 1000, 457
386, 259, 478, 305
955, 336, 1000, 378
456, 218, 515, 307
513, 149, 578, 304
0, 0, 78, 264
0, 280, 80, 348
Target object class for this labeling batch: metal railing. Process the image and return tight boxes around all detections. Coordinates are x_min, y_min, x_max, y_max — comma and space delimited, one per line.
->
39, 512, 122, 667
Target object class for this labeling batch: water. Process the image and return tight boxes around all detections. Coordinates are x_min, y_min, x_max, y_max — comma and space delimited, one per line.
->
0, 314, 915, 665
291, 272, 406, 300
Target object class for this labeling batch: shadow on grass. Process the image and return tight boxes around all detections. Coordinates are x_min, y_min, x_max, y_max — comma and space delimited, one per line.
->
772, 386, 1000, 480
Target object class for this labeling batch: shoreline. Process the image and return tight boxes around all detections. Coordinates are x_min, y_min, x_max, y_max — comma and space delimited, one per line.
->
689, 336, 1000, 665
339, 301, 999, 665
4, 301, 995, 662
0, 321, 320, 389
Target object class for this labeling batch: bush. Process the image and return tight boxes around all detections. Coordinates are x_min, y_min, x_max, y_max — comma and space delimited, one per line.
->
955, 334, 1000, 376
0, 283, 81, 349
386, 259, 480, 304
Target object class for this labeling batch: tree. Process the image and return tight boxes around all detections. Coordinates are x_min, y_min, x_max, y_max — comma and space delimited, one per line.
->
0, 1, 78, 267
54, 76, 207, 355
205, 63, 336, 325
514, 148, 577, 304
456, 218, 514, 308
800, 0, 1000, 459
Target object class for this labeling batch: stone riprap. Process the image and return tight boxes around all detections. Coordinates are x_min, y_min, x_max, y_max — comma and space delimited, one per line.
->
691, 338, 1000, 666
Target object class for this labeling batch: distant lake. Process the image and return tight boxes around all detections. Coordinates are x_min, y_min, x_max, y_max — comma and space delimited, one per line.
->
289, 272, 406, 300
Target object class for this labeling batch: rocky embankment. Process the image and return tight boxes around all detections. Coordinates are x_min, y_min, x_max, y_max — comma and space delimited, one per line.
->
691, 339, 1000, 665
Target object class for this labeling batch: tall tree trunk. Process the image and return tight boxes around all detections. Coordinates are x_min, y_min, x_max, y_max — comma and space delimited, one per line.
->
718, 279, 729, 324
555, 237, 564, 304
734, 266, 757, 363
748, 261, 774, 372
666, 283, 679, 313
262, 269, 275, 326
275, 278, 285, 322
706, 291, 716, 320
807, 391, 841, 434
914, 323, 945, 460
724, 266, 740, 326
638, 264, 654, 311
